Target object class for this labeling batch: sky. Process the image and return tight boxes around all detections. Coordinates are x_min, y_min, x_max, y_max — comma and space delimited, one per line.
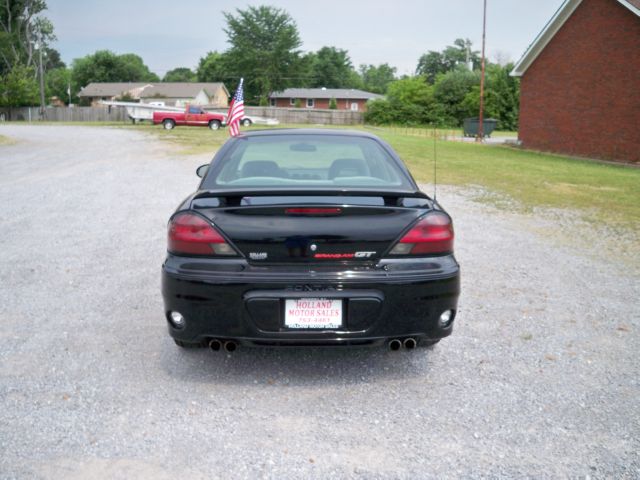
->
46, 0, 564, 78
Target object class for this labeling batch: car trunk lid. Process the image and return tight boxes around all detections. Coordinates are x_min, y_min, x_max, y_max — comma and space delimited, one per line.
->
192, 193, 430, 264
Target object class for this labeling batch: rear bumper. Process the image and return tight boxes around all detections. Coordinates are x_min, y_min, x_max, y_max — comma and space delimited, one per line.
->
161, 255, 460, 347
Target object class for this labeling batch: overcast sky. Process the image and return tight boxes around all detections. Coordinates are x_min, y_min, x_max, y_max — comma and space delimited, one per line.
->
46, 0, 564, 77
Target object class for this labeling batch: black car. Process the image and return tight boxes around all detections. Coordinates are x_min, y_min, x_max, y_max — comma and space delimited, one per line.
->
162, 129, 460, 352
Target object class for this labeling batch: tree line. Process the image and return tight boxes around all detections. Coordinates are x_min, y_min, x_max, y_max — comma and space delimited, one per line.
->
1, 3, 519, 130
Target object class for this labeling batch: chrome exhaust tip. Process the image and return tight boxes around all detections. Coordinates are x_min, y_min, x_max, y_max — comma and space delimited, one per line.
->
208, 339, 222, 352
403, 337, 417, 350
388, 339, 402, 351
223, 340, 238, 353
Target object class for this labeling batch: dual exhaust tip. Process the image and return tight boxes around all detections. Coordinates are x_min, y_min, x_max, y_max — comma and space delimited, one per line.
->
388, 338, 417, 351
210, 337, 417, 352
209, 339, 237, 353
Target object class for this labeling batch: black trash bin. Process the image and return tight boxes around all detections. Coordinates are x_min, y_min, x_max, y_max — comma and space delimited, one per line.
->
463, 118, 498, 138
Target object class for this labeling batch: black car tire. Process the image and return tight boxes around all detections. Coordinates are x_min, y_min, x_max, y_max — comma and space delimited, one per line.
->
173, 339, 205, 348
241, 118, 252, 127
209, 120, 221, 130
163, 119, 175, 130
418, 339, 440, 348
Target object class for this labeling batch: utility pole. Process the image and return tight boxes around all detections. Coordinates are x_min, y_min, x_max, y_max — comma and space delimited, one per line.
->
477, 0, 487, 142
37, 29, 46, 119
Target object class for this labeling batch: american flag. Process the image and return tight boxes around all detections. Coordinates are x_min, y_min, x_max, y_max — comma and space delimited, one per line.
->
226, 78, 245, 137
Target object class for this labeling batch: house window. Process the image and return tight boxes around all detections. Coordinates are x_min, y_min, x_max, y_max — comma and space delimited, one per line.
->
290, 98, 296, 106
307, 98, 314, 108
270, 98, 276, 107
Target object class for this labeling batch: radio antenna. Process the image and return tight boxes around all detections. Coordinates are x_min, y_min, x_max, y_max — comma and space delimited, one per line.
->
433, 124, 437, 201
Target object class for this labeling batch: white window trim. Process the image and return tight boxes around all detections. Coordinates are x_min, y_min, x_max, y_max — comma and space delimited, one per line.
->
290, 98, 296, 106
306, 98, 314, 108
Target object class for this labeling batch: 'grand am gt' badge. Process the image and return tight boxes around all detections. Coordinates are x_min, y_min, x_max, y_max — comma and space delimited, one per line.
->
249, 252, 268, 260
314, 251, 376, 259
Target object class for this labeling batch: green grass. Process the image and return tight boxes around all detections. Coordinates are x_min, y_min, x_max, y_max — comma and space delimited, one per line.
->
375, 130, 640, 226
370, 125, 518, 138
118, 123, 229, 155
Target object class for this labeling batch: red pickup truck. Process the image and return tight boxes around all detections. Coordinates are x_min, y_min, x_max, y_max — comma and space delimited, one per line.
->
153, 105, 225, 130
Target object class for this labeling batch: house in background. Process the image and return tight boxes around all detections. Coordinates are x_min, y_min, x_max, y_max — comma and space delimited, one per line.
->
78, 82, 229, 108
268, 88, 383, 112
138, 83, 229, 107
511, 0, 640, 163
77, 83, 150, 105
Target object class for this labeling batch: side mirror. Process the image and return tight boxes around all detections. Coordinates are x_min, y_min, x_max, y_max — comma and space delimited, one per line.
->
196, 164, 209, 178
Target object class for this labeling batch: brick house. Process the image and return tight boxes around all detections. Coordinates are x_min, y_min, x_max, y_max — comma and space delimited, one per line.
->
511, 0, 640, 163
268, 88, 383, 112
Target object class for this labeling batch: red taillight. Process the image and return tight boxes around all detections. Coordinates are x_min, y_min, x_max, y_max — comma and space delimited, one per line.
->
168, 212, 236, 256
285, 208, 342, 215
389, 212, 454, 255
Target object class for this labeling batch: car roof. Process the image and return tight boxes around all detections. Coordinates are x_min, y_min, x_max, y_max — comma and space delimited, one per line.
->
238, 128, 381, 140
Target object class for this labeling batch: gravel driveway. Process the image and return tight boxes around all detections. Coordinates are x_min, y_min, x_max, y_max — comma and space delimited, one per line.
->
1, 125, 638, 479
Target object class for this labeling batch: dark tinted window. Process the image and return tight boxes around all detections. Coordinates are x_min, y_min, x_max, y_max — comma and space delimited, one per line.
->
205, 134, 412, 190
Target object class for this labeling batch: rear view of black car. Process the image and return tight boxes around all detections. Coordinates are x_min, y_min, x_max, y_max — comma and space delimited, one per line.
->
161, 129, 460, 351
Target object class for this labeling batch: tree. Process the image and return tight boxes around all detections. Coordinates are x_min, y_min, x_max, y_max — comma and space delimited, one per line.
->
71, 50, 158, 88
222, 5, 303, 103
461, 63, 520, 130
163, 67, 196, 82
0, 0, 56, 75
443, 39, 479, 70
118, 53, 159, 81
487, 63, 519, 130
416, 51, 445, 84
0, 64, 39, 114
433, 67, 479, 125
297, 51, 315, 87
307, 46, 359, 88
328, 97, 337, 109
43, 46, 64, 70
45, 66, 73, 103
196, 51, 230, 82
365, 77, 437, 125
387, 77, 433, 106
359, 63, 396, 94
417, 38, 480, 84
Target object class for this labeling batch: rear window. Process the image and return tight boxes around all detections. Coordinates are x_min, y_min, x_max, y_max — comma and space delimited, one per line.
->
204, 134, 413, 190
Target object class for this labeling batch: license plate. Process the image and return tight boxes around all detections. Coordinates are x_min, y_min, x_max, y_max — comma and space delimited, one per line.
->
284, 298, 342, 329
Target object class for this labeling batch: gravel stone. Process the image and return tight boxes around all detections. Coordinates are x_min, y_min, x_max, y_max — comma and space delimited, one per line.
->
0, 125, 638, 479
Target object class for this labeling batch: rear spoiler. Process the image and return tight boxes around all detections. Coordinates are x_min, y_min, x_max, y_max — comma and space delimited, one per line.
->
191, 189, 432, 207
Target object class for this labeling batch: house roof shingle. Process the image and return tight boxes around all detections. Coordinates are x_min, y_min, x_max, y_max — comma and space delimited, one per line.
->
139, 83, 228, 98
78, 82, 149, 97
78, 82, 229, 99
269, 88, 383, 100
